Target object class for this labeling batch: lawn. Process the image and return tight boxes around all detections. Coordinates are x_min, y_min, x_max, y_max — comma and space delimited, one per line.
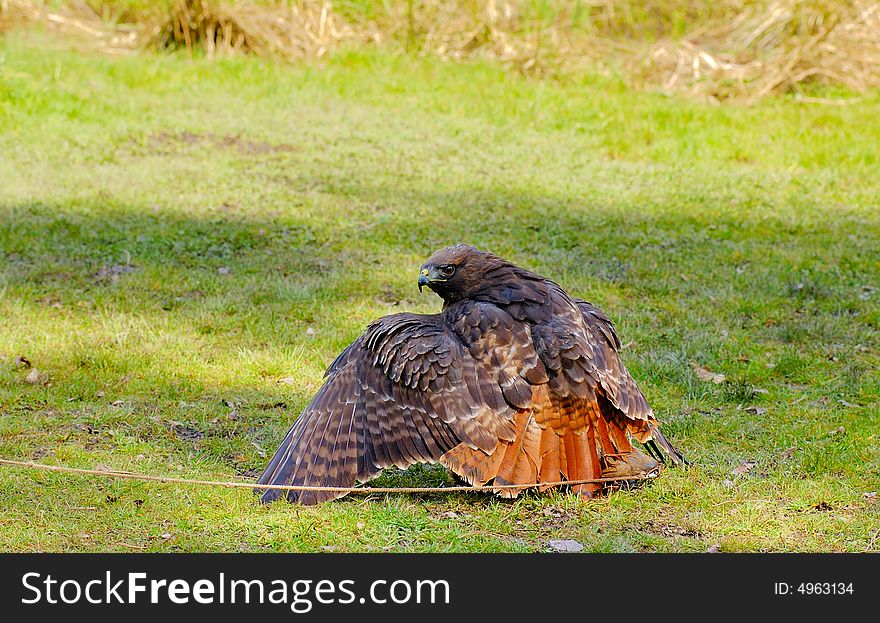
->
0, 30, 878, 552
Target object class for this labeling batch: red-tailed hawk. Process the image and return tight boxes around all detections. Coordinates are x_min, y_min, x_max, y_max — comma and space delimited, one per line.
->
257, 244, 685, 504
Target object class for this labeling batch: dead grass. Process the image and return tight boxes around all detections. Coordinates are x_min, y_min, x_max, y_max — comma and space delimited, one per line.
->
631, 0, 880, 101
0, 0, 139, 53
3, 0, 879, 101
153, 0, 356, 59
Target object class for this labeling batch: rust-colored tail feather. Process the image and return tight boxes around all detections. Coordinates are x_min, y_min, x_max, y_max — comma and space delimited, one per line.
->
492, 411, 541, 497
597, 415, 635, 456
442, 405, 614, 499
559, 427, 602, 498
441, 409, 607, 498
537, 427, 561, 491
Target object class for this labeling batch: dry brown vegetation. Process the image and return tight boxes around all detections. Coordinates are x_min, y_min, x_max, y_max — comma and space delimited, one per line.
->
3, 0, 880, 102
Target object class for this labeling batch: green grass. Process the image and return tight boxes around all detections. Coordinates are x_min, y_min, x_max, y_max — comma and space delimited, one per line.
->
1, 30, 878, 552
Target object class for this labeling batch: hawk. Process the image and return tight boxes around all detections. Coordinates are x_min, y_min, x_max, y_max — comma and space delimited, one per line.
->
257, 244, 685, 504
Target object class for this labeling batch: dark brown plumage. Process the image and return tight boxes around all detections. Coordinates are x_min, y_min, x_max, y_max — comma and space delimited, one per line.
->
257, 244, 685, 504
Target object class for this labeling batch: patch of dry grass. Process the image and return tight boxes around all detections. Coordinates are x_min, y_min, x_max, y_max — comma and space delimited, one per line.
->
631, 0, 880, 101
0, 0, 139, 52
152, 0, 357, 59
3, 0, 879, 101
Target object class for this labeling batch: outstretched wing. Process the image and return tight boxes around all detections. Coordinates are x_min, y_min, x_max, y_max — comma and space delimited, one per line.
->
257, 301, 547, 505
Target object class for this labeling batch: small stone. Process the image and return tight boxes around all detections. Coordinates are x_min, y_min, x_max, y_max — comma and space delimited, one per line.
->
548, 539, 584, 553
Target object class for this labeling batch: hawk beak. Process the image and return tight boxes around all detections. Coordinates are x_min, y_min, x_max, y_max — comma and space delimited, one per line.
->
418, 268, 430, 292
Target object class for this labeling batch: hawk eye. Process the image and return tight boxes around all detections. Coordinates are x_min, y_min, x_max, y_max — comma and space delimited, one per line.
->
440, 264, 455, 277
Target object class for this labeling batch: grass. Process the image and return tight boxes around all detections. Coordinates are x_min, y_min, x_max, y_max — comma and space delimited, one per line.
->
0, 30, 878, 552
5, 1, 880, 102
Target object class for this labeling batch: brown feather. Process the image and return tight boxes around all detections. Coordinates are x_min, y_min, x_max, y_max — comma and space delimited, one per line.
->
257, 245, 684, 505
439, 443, 506, 487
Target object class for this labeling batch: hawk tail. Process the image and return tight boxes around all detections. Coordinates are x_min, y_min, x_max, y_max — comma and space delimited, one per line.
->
440, 411, 604, 499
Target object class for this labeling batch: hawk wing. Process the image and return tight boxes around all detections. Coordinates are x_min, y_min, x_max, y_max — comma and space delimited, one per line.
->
256, 300, 548, 504
573, 297, 686, 464
573, 298, 652, 421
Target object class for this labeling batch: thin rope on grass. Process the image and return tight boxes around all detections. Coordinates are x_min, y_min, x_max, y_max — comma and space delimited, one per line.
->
0, 458, 655, 494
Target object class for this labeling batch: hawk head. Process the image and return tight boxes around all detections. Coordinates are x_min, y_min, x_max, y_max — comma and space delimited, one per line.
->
418, 244, 501, 304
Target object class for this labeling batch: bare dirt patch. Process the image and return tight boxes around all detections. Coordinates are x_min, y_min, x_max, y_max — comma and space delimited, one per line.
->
140, 131, 296, 156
